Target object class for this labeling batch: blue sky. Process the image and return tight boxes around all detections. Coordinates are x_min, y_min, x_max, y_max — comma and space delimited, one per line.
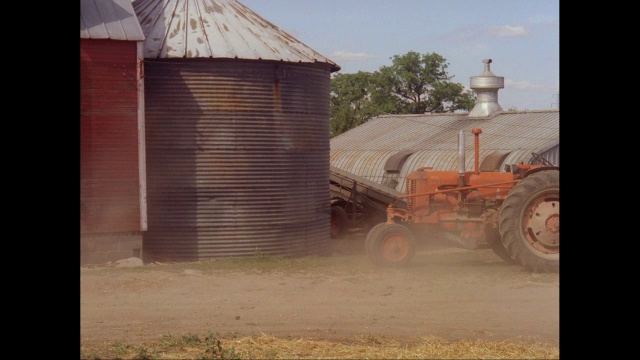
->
241, 0, 559, 111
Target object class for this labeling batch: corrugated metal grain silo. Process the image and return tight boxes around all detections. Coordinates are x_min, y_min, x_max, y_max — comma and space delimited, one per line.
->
133, 0, 340, 261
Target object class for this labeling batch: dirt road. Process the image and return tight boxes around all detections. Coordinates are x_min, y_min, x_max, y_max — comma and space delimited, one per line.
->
80, 231, 559, 348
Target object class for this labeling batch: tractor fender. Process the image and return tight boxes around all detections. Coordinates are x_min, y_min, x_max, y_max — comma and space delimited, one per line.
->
523, 166, 559, 178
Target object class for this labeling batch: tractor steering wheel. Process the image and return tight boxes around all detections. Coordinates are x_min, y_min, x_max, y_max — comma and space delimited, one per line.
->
531, 152, 554, 166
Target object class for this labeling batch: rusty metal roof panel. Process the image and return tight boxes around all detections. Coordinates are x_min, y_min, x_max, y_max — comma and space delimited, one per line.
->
330, 150, 395, 183
331, 110, 559, 152
132, 0, 340, 71
330, 110, 559, 192
81, 0, 145, 40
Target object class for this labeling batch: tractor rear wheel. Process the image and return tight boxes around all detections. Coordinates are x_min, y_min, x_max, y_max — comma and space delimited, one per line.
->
365, 223, 416, 267
330, 206, 349, 239
499, 170, 559, 273
486, 226, 515, 264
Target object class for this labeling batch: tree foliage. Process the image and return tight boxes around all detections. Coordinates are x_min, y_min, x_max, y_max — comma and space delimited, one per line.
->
330, 51, 476, 137
330, 72, 380, 137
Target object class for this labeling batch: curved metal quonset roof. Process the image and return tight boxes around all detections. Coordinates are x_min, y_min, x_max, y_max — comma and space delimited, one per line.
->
330, 110, 559, 193
132, 0, 340, 71
81, 0, 145, 40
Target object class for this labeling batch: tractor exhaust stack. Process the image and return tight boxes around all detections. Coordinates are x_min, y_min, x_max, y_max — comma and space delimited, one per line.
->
458, 130, 465, 186
472, 128, 482, 175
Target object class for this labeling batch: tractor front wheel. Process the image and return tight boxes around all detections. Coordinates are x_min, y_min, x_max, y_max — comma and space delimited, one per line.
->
499, 170, 559, 273
330, 206, 349, 239
365, 223, 416, 267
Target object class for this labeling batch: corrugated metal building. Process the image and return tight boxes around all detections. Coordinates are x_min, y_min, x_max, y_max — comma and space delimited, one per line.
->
132, 0, 340, 261
80, 0, 147, 265
330, 59, 559, 194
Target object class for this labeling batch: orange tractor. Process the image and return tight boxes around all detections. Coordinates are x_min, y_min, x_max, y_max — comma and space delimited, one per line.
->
365, 128, 559, 273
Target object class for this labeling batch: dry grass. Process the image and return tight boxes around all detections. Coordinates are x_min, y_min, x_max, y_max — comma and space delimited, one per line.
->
80, 333, 559, 359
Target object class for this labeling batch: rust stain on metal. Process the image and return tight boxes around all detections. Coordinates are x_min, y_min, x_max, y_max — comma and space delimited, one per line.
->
206, 1, 224, 14
169, 19, 181, 39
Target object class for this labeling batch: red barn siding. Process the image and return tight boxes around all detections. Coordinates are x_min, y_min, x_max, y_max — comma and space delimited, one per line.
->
81, 39, 142, 234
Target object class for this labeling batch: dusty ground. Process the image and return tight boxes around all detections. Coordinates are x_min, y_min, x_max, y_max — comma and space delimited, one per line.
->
80, 229, 559, 349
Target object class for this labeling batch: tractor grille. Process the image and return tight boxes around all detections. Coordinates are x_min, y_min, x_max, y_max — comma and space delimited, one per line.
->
406, 179, 415, 212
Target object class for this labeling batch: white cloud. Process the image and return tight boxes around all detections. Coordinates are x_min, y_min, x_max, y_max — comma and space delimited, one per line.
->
488, 25, 529, 37
331, 51, 375, 61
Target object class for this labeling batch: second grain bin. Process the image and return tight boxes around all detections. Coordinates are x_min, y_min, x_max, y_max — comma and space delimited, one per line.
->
133, 0, 340, 261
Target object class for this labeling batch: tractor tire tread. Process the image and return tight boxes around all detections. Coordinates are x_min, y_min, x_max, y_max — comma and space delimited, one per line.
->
499, 170, 559, 273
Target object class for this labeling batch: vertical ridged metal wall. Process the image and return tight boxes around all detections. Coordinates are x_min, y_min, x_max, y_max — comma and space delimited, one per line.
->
80, 39, 143, 234
143, 59, 331, 261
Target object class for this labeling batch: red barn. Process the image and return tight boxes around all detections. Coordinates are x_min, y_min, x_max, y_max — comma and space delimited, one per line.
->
80, 0, 146, 265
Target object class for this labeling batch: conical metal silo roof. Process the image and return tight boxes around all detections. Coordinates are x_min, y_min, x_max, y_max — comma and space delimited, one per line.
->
132, 0, 340, 71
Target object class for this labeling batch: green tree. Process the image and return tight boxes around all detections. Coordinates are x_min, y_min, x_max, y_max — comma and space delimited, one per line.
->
330, 71, 397, 137
330, 51, 476, 137
376, 51, 475, 114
